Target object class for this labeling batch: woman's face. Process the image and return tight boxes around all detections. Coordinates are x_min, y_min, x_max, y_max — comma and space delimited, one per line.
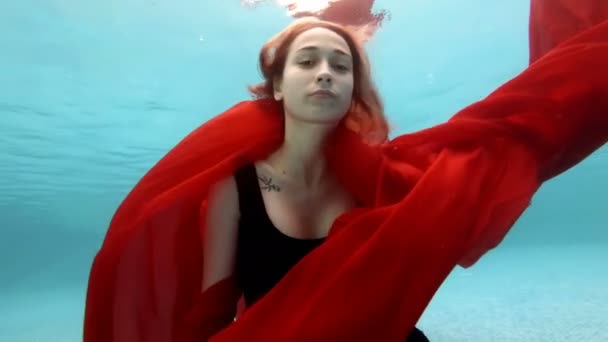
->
275, 27, 355, 124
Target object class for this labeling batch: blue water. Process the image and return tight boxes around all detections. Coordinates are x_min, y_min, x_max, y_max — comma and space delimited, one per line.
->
1, 1, 606, 341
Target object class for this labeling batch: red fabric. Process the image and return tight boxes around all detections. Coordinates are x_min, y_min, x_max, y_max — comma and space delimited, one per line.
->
175, 277, 241, 342
83, 3, 608, 342
293, 0, 387, 27
529, 0, 608, 63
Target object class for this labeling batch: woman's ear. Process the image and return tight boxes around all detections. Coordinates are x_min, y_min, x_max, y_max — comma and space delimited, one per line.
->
273, 77, 283, 101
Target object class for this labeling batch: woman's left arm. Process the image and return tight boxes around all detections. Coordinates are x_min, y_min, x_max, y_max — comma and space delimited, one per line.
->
405, 19, 607, 179
380, 19, 608, 268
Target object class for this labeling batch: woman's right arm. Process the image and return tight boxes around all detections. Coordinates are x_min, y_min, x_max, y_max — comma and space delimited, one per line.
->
202, 175, 240, 292
175, 176, 242, 342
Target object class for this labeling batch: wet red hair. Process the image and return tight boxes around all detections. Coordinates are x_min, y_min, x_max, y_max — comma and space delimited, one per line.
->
249, 17, 389, 143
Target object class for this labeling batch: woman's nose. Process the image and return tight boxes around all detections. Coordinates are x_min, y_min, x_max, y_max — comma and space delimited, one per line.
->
316, 61, 332, 84
317, 74, 332, 84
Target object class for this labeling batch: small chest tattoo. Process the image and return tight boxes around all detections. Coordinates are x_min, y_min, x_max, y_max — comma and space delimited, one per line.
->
258, 175, 281, 192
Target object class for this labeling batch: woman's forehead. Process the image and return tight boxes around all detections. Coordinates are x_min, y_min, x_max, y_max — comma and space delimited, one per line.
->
289, 27, 352, 56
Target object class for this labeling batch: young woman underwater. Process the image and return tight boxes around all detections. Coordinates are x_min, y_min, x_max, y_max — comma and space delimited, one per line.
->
84, 1, 608, 341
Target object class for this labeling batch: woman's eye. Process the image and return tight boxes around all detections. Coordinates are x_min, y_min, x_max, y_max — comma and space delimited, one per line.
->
298, 60, 313, 66
335, 64, 349, 72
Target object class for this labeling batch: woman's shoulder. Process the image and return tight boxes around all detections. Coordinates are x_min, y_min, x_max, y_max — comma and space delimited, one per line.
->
208, 173, 239, 212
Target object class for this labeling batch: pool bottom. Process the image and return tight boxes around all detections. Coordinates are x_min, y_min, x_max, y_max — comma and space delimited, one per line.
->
1, 244, 606, 342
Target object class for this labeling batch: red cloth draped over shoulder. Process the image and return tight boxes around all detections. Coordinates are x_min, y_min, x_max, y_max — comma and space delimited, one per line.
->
83, 2, 608, 342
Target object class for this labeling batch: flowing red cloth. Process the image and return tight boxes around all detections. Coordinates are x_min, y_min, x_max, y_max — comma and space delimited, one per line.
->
529, 0, 608, 63
83, 3, 608, 341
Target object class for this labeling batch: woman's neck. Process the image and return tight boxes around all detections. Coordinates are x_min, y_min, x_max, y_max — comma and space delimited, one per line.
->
265, 116, 336, 189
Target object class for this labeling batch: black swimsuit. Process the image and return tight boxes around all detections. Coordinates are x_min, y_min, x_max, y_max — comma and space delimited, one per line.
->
234, 163, 429, 342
